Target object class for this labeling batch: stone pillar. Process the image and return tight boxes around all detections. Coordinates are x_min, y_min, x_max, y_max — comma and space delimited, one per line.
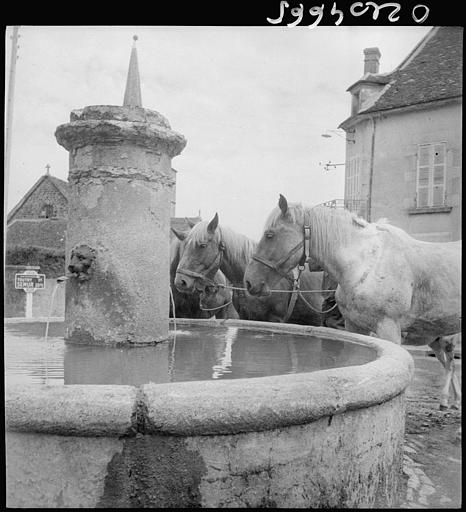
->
55, 105, 186, 345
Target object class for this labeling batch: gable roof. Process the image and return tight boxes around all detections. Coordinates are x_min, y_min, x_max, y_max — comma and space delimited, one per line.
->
7, 174, 70, 223
170, 216, 202, 234
362, 27, 462, 114
48, 175, 70, 199
346, 73, 391, 92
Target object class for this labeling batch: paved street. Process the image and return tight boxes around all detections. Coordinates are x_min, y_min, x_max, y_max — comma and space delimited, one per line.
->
397, 350, 461, 509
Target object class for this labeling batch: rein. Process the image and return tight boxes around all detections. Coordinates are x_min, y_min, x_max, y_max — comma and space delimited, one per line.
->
199, 298, 233, 312
215, 282, 339, 315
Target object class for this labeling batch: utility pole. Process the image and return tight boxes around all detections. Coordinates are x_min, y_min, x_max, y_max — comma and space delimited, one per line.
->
4, 26, 20, 254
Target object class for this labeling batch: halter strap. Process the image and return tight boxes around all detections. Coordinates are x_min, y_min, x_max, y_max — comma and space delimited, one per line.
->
250, 254, 295, 283
282, 266, 302, 322
252, 223, 312, 281
176, 240, 225, 287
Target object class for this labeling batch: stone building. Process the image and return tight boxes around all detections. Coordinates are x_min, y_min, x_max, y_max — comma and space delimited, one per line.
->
338, 26, 462, 242
6, 169, 200, 250
7, 171, 69, 249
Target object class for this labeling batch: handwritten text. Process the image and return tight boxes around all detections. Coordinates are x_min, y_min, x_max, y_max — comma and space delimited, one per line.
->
266, 1, 430, 28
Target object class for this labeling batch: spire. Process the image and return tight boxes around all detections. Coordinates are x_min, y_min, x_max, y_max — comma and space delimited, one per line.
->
123, 35, 142, 107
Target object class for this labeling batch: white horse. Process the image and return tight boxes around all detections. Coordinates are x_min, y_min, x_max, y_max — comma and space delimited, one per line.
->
244, 194, 461, 410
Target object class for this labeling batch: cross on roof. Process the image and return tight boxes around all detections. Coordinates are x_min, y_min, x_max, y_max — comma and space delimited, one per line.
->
45, 164, 50, 175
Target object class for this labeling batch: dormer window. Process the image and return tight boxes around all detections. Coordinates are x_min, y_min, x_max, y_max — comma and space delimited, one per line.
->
40, 204, 55, 218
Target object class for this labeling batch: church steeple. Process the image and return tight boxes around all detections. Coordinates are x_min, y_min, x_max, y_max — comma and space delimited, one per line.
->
123, 35, 142, 107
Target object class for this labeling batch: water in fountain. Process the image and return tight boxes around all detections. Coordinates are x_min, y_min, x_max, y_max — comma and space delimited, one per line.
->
4, 321, 376, 387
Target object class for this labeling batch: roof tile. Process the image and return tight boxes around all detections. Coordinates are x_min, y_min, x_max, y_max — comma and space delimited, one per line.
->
363, 27, 462, 114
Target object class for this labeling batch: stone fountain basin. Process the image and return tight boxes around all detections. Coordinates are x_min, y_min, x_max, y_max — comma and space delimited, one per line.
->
5, 319, 414, 508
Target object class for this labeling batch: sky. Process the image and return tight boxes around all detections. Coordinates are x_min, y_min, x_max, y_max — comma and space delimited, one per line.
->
5, 25, 432, 241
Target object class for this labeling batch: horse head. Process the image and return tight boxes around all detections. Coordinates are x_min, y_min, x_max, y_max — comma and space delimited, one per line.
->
174, 213, 225, 294
244, 194, 304, 296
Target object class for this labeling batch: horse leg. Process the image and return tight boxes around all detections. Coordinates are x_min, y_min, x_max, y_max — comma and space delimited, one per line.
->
344, 318, 370, 335
428, 337, 453, 410
441, 336, 461, 410
375, 318, 402, 344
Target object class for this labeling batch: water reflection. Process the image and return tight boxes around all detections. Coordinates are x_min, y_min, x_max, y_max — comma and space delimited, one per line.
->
211, 327, 237, 379
4, 323, 375, 386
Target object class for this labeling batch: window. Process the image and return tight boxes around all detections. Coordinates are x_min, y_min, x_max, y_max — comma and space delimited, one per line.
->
345, 156, 360, 200
416, 143, 446, 207
40, 204, 55, 218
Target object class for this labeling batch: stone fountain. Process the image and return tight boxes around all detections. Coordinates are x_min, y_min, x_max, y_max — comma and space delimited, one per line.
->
5, 35, 414, 508
55, 35, 186, 345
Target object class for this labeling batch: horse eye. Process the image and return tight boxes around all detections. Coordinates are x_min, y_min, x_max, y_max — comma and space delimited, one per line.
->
265, 232, 274, 239
199, 243, 207, 248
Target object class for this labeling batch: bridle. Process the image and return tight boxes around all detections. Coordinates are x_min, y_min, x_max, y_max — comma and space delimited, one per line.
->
251, 224, 311, 283
176, 239, 226, 289
251, 223, 311, 322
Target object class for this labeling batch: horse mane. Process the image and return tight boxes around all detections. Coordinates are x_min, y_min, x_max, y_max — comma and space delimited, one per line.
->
187, 220, 257, 267
170, 237, 182, 276
374, 217, 418, 240
265, 203, 379, 262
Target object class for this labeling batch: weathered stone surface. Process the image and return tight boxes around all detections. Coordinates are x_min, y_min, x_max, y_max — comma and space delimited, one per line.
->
56, 105, 186, 157
5, 322, 414, 508
55, 104, 186, 344
140, 321, 414, 436
6, 432, 123, 508
97, 435, 208, 508
70, 105, 171, 125
5, 384, 137, 436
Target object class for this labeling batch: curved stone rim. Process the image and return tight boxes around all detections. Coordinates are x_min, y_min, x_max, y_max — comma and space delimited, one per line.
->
55, 119, 187, 157
5, 319, 414, 437
69, 105, 172, 127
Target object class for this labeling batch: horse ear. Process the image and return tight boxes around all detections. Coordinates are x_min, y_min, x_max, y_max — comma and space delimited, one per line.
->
278, 194, 288, 216
171, 228, 187, 241
207, 213, 219, 234
185, 217, 197, 228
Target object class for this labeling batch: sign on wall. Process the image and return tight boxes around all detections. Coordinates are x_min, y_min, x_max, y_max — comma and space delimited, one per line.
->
15, 270, 46, 292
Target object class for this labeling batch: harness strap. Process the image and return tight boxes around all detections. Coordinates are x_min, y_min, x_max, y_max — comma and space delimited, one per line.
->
251, 222, 313, 323
282, 267, 302, 322
251, 255, 294, 283
176, 240, 225, 287
301, 224, 311, 267
275, 240, 305, 268
176, 267, 218, 287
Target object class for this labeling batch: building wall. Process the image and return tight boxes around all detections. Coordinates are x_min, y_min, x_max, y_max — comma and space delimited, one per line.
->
345, 101, 461, 241
344, 119, 373, 203
7, 219, 67, 249
4, 266, 27, 317
10, 180, 68, 221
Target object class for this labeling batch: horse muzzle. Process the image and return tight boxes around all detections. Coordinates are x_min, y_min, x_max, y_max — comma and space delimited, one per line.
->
245, 279, 270, 297
174, 273, 197, 293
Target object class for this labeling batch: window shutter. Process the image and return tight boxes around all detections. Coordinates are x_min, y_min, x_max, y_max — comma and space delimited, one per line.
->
416, 143, 446, 207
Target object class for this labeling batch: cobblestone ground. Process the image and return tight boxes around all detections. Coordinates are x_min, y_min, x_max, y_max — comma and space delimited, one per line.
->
396, 351, 462, 509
